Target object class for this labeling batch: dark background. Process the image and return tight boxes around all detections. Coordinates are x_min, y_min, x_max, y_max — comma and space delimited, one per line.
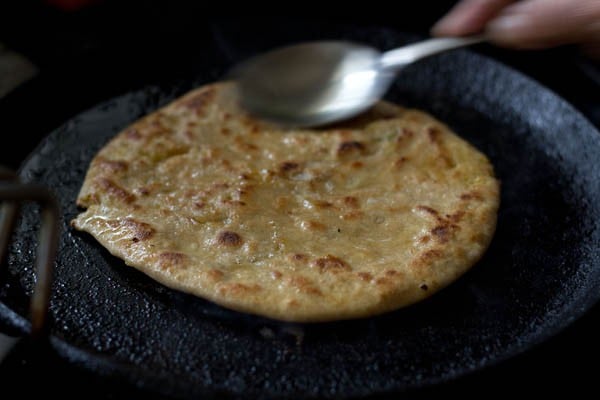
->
0, 0, 599, 398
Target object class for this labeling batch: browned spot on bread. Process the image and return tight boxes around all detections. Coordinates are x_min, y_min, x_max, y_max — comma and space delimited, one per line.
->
301, 220, 327, 231
421, 249, 443, 261
427, 126, 442, 143
149, 116, 165, 129
314, 200, 333, 209
449, 210, 465, 223
136, 187, 151, 196
401, 127, 414, 138
182, 130, 194, 141
180, 87, 216, 114
337, 141, 366, 157
336, 129, 354, 139
219, 283, 262, 296
287, 299, 299, 308
123, 218, 155, 241
221, 127, 230, 135
146, 126, 169, 139
343, 196, 359, 208
460, 191, 484, 201
417, 205, 464, 243
375, 277, 391, 285
415, 205, 439, 217
233, 136, 258, 151
351, 161, 364, 169
431, 225, 451, 243
291, 253, 308, 262
207, 269, 224, 281
97, 178, 135, 203
427, 208, 463, 243
220, 159, 236, 171
425, 126, 456, 167
395, 128, 414, 147
313, 255, 351, 272
217, 231, 243, 247
236, 186, 253, 197
274, 196, 288, 210
125, 128, 141, 140
280, 161, 299, 171
239, 116, 261, 133
288, 276, 323, 296
438, 151, 456, 168
183, 189, 196, 198
470, 232, 487, 244
279, 161, 300, 176
242, 118, 261, 134
419, 235, 431, 244
95, 158, 128, 173
158, 252, 186, 270
395, 156, 408, 168
271, 270, 283, 279
194, 201, 205, 209
385, 270, 400, 276
261, 169, 276, 179
302, 286, 323, 296
357, 272, 373, 282
341, 211, 364, 220
222, 199, 246, 207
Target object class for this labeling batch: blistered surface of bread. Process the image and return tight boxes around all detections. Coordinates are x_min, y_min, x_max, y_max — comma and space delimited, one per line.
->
72, 82, 499, 322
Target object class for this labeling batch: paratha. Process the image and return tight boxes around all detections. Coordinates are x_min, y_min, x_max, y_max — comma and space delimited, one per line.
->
72, 82, 499, 322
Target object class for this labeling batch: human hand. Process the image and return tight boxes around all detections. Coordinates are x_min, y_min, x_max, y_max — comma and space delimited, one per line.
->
432, 0, 600, 58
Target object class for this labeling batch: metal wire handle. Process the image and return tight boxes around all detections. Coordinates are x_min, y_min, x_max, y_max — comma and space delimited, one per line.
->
0, 166, 60, 338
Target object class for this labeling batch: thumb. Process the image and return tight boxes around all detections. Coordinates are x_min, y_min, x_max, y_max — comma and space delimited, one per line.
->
486, 0, 600, 49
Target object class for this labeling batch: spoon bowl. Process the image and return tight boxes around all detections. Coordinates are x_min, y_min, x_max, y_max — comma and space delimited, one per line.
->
230, 36, 485, 127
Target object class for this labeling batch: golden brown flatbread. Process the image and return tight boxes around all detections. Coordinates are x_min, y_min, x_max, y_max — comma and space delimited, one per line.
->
72, 82, 499, 322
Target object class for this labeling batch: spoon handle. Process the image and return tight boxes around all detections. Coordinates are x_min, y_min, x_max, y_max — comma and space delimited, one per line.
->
380, 35, 486, 70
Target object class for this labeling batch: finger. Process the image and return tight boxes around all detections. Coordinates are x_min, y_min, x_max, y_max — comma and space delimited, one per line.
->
432, 0, 516, 36
486, 0, 600, 49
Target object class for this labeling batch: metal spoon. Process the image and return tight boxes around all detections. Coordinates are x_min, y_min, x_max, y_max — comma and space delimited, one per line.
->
230, 36, 484, 127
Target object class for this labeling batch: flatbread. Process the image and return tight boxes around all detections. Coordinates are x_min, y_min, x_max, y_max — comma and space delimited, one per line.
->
72, 82, 499, 322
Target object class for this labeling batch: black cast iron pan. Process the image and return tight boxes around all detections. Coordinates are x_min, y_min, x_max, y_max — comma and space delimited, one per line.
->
1, 21, 600, 399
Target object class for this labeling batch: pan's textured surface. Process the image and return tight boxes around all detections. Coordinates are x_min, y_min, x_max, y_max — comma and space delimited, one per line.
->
1, 24, 600, 399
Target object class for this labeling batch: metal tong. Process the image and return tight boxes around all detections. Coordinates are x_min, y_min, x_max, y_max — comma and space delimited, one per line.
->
0, 166, 60, 342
